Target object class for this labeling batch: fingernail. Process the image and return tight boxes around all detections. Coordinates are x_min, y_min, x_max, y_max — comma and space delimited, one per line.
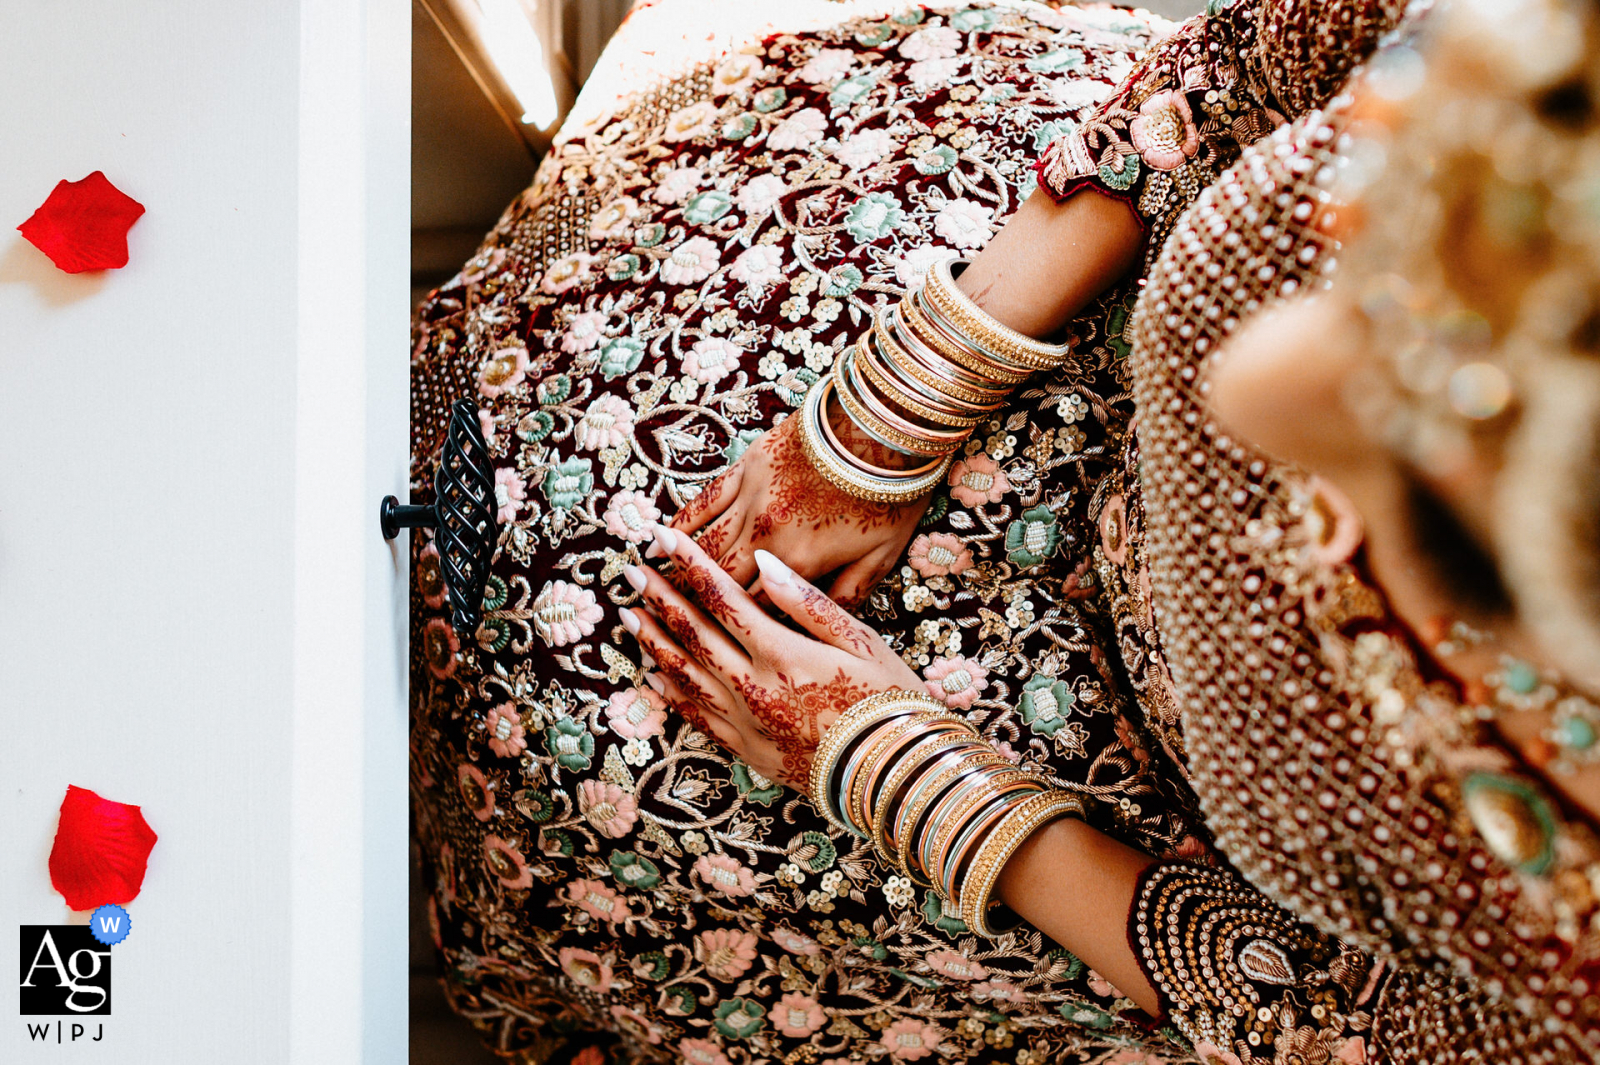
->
620, 608, 641, 635
651, 523, 679, 557
643, 672, 665, 695
640, 652, 656, 670
623, 565, 647, 593
754, 549, 793, 587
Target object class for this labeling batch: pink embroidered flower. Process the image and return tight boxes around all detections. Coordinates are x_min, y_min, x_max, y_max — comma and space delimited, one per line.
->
589, 197, 639, 242
479, 408, 498, 447
602, 490, 662, 545
926, 949, 987, 981
795, 48, 854, 84
836, 128, 894, 170
1086, 969, 1124, 998
1128, 89, 1199, 172
881, 1017, 943, 1061
729, 244, 784, 286
682, 338, 742, 385
610, 1004, 663, 1045
711, 53, 764, 96
973, 978, 1024, 1004
1192, 1044, 1246, 1065
562, 310, 608, 353
695, 852, 756, 897
899, 24, 961, 61
774, 992, 826, 1037
934, 197, 995, 250
424, 618, 460, 679
653, 165, 703, 206
736, 174, 786, 216
484, 703, 527, 758
540, 252, 598, 294
948, 453, 1010, 506
1336, 1036, 1369, 1063
679, 1038, 731, 1065
695, 927, 759, 981
1106, 1053, 1164, 1065
907, 532, 973, 577
923, 656, 989, 709
531, 580, 604, 647
565, 878, 633, 923
768, 108, 827, 151
494, 467, 527, 523
894, 245, 957, 288
477, 344, 529, 398
417, 541, 448, 609
482, 834, 532, 889
993, 739, 1022, 764
604, 688, 667, 739
576, 393, 636, 451
578, 779, 639, 839
770, 924, 822, 956
660, 237, 720, 285
458, 764, 495, 821
907, 57, 962, 92
559, 946, 614, 993
663, 100, 720, 142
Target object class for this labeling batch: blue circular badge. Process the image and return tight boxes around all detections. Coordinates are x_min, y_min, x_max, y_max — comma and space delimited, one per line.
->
88, 904, 131, 946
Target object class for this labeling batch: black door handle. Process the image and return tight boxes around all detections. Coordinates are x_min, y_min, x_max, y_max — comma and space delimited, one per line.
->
380, 398, 498, 634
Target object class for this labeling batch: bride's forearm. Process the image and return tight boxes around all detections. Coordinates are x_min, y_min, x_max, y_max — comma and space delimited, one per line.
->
958, 187, 1144, 340
995, 816, 1163, 1017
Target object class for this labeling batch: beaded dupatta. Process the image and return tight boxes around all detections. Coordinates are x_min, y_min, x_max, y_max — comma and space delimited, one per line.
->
1119, 89, 1600, 1058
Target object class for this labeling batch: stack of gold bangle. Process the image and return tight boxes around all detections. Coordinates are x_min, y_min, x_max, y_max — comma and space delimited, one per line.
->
809, 689, 1087, 938
800, 258, 1072, 502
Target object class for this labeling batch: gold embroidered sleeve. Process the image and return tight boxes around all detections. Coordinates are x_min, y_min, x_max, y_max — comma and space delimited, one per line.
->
1033, 0, 1409, 253
1130, 862, 1590, 1063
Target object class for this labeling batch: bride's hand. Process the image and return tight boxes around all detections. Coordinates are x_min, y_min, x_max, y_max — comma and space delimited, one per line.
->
622, 523, 923, 790
663, 404, 933, 608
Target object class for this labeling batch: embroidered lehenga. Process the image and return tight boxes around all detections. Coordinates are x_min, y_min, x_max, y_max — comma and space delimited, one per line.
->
409, 1, 1599, 1062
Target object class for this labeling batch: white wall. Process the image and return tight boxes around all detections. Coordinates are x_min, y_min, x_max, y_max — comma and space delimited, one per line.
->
0, 2, 409, 1062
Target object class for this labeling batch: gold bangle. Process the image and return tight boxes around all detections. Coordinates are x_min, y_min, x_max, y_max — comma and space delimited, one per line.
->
876, 308, 1010, 411
958, 790, 1087, 937
799, 376, 954, 504
895, 749, 1012, 882
809, 691, 929, 833
924, 260, 1071, 372
869, 728, 975, 865
923, 768, 1039, 893
854, 329, 989, 429
901, 290, 1032, 387
832, 358, 962, 458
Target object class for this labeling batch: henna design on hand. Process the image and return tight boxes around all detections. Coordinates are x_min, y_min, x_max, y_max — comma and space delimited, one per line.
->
671, 467, 734, 530
666, 557, 744, 635
735, 667, 876, 781
799, 585, 875, 657
748, 418, 904, 541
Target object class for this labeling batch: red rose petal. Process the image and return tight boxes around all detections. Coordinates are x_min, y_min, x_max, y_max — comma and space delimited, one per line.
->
17, 171, 146, 274
48, 785, 158, 911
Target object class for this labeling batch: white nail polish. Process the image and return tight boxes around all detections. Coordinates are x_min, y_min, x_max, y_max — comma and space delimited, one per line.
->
754, 549, 793, 587
652, 524, 679, 556
643, 672, 665, 695
623, 565, 647, 593
620, 608, 641, 635
640, 652, 655, 670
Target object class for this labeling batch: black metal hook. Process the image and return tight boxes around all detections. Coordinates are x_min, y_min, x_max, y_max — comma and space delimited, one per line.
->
381, 398, 498, 635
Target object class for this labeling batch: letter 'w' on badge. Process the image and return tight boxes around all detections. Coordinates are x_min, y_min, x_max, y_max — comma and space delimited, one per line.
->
19, 926, 111, 1015
89, 905, 131, 947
